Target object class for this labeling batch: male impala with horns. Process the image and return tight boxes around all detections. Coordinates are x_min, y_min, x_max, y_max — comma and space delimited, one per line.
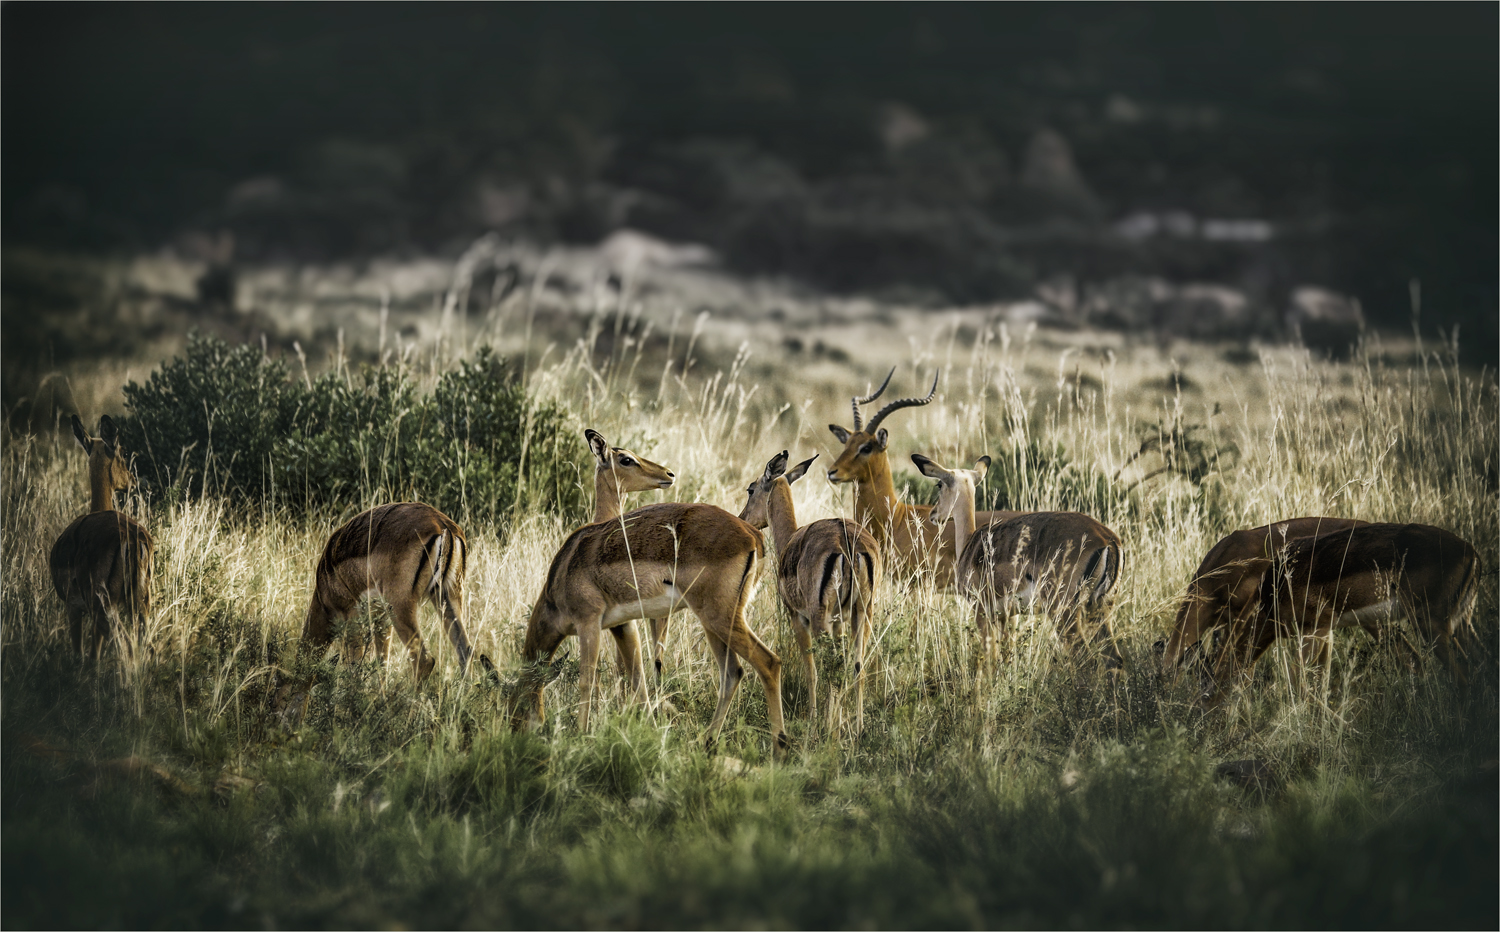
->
827, 367, 1017, 588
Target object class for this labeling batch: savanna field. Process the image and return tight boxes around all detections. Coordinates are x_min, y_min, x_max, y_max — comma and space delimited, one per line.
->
3, 250, 1496, 929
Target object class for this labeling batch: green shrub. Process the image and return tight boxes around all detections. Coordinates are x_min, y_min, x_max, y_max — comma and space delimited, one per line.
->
119, 333, 586, 530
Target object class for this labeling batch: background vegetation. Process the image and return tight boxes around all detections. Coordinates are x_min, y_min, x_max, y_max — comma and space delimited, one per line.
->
119, 334, 585, 531
3, 308, 1494, 928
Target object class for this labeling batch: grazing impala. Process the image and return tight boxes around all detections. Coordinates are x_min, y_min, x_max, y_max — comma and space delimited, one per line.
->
740, 451, 882, 730
827, 368, 1018, 588
512, 501, 787, 753
1160, 517, 1368, 677
300, 503, 474, 680
914, 453, 1123, 670
585, 428, 677, 692
1201, 522, 1478, 704
50, 415, 154, 660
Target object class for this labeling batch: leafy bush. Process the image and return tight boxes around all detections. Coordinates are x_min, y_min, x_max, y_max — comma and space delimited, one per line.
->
119, 333, 586, 529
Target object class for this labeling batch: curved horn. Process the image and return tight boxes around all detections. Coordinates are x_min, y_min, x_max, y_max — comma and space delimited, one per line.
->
851, 367, 895, 431
865, 370, 939, 434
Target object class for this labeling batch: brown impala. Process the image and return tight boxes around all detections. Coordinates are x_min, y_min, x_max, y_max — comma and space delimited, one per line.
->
300, 503, 474, 680
827, 368, 1018, 588
1202, 522, 1478, 704
512, 500, 787, 754
740, 450, 882, 730
914, 453, 1123, 671
584, 428, 677, 693
50, 415, 154, 660
1160, 517, 1368, 677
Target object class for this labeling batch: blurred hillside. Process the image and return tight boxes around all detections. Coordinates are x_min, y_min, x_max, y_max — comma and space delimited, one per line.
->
3, 5, 1495, 366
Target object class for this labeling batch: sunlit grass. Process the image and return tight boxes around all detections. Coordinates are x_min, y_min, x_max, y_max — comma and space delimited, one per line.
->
2, 293, 1495, 928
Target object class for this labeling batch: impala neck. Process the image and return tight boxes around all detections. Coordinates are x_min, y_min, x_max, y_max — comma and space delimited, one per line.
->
767, 479, 800, 554
951, 480, 976, 553
593, 468, 624, 524
854, 452, 900, 542
89, 466, 115, 514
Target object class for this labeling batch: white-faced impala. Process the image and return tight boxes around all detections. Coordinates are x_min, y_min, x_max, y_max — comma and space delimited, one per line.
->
1159, 517, 1368, 678
50, 415, 154, 660
584, 428, 677, 693
740, 451, 883, 731
1200, 522, 1478, 704
512, 500, 787, 754
914, 453, 1124, 671
300, 503, 474, 680
827, 368, 1018, 588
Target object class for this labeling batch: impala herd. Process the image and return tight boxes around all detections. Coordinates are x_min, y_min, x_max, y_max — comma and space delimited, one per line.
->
52, 368, 1481, 754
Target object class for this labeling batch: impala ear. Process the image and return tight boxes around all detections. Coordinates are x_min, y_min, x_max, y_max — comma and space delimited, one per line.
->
98, 415, 119, 456
828, 424, 851, 445
875, 429, 889, 451
71, 415, 90, 453
911, 453, 945, 479
972, 455, 991, 480
585, 429, 610, 465
763, 450, 790, 482
785, 454, 818, 484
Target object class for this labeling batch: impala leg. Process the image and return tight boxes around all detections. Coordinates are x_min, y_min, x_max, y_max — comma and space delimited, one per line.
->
726, 618, 787, 755
1297, 626, 1333, 696
972, 603, 994, 678
649, 616, 669, 683
791, 613, 817, 726
1087, 608, 1124, 673
1436, 632, 1467, 686
373, 622, 392, 667
89, 586, 114, 663
67, 602, 86, 661
702, 629, 745, 749
389, 596, 435, 682
608, 622, 648, 704
850, 598, 870, 734
575, 621, 602, 733
435, 586, 473, 674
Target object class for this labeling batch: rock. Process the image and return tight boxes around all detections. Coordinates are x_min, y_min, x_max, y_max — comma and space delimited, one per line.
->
1287, 286, 1364, 359
600, 229, 716, 276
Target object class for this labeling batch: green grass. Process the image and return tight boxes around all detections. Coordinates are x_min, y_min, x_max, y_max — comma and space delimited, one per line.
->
3, 324, 1496, 929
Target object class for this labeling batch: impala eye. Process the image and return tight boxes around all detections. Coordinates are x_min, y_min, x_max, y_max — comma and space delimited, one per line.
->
859, 443, 872, 455
619, 456, 636, 467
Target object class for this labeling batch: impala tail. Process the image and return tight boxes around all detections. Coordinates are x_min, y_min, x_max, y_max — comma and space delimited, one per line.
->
1082, 541, 1118, 610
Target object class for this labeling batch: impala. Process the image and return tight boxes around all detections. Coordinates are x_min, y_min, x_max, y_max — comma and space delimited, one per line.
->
299, 502, 474, 680
914, 453, 1123, 670
827, 368, 1018, 588
1159, 517, 1368, 677
50, 415, 154, 660
740, 450, 882, 730
1201, 522, 1478, 703
585, 428, 677, 693
512, 501, 787, 753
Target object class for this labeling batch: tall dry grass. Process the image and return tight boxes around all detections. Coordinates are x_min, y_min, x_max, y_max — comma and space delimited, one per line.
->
2, 292, 1495, 927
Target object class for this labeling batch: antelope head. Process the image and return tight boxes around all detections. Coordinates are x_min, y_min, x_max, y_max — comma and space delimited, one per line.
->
72, 414, 136, 507
738, 450, 817, 530
586, 428, 675, 492
502, 650, 571, 731
827, 367, 939, 485
910, 453, 990, 528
